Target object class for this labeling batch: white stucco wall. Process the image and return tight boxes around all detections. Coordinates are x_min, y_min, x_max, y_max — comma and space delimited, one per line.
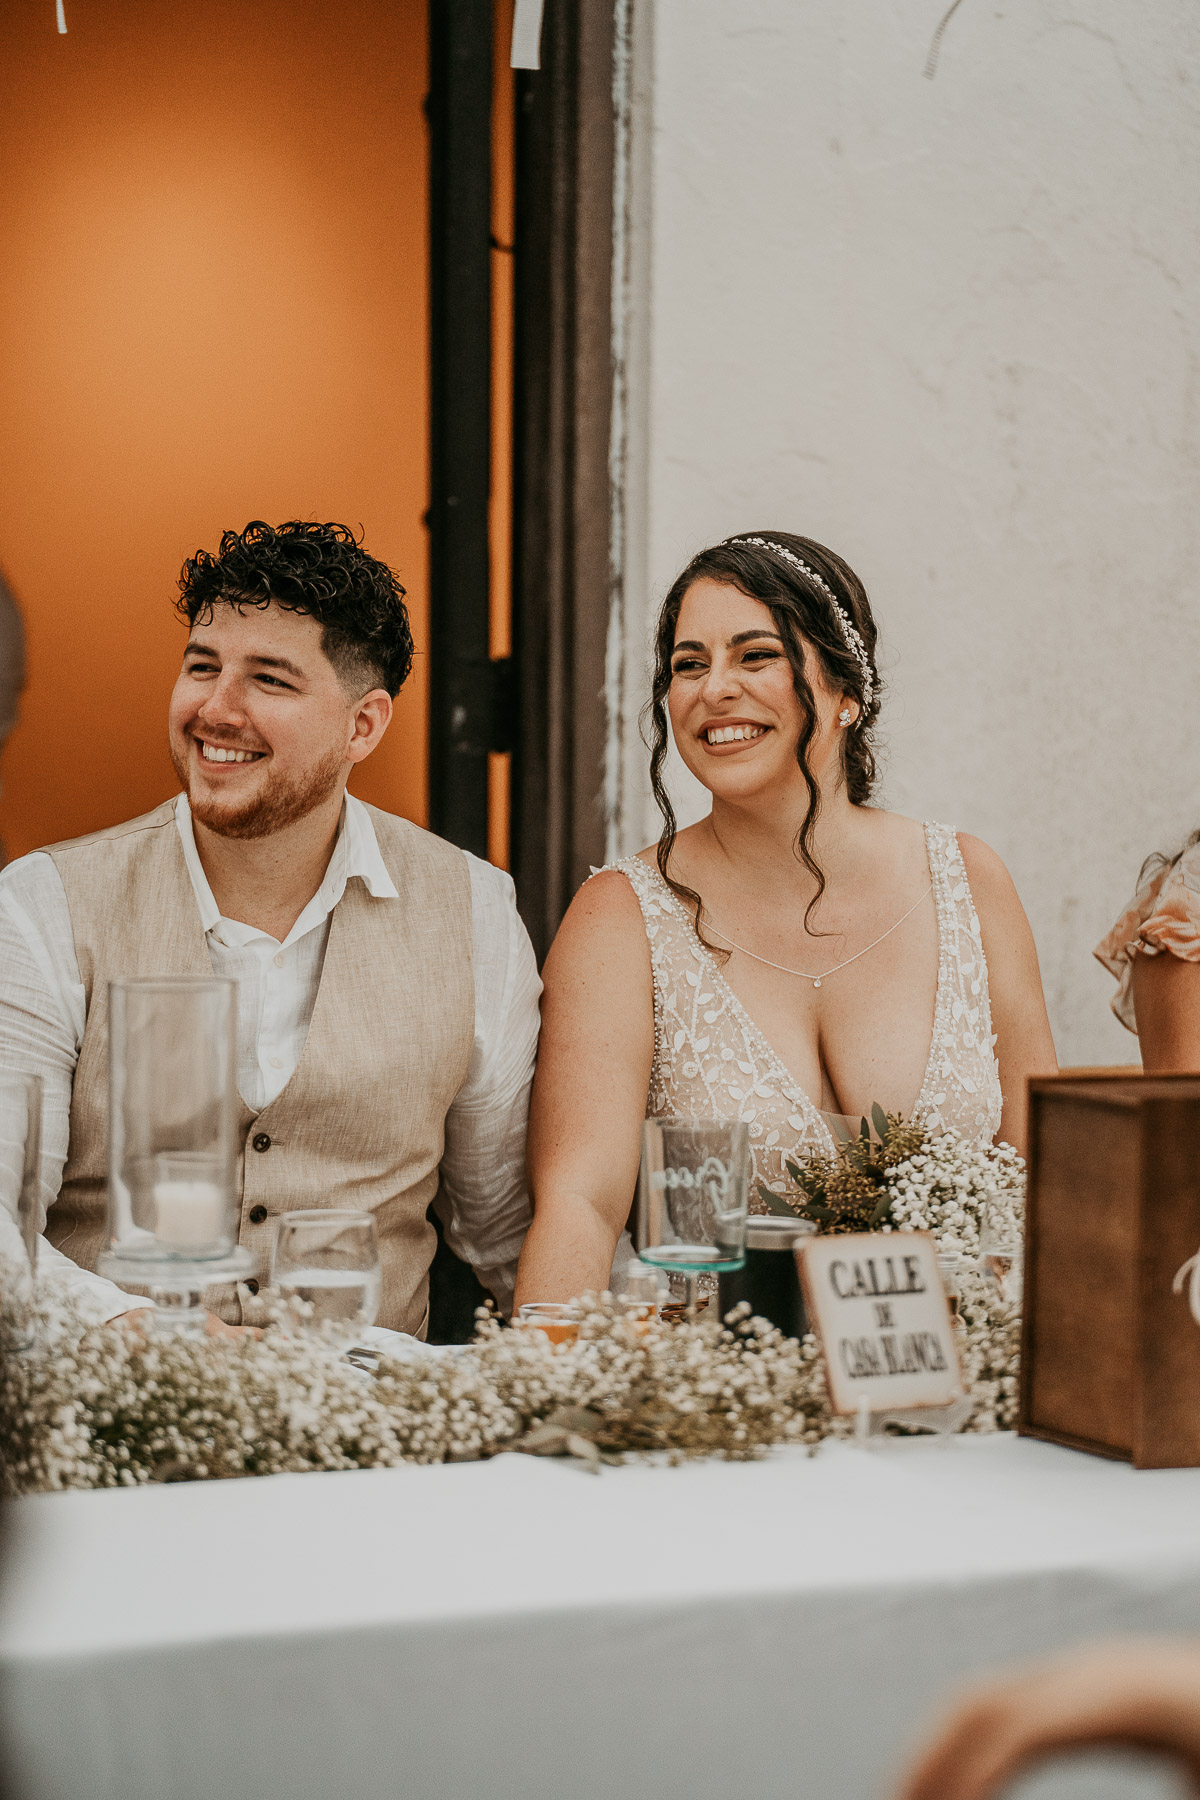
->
609, 0, 1200, 1066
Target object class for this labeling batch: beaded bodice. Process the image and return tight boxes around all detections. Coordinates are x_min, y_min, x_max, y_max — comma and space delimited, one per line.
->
608, 823, 1002, 1211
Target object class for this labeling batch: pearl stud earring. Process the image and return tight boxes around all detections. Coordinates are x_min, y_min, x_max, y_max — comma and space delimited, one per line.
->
839, 708, 853, 727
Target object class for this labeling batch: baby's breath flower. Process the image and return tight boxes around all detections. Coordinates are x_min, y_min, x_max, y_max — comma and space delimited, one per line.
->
1, 1126, 1024, 1493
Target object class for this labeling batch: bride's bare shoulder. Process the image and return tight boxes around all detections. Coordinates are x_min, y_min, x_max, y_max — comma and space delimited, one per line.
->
954, 833, 1036, 951
551, 863, 647, 952
541, 866, 652, 999
956, 832, 1020, 899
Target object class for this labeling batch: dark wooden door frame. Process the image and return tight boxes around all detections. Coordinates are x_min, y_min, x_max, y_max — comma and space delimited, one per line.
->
511, 0, 617, 963
427, 0, 498, 862
428, 0, 618, 959
424, 0, 619, 1336
425, 0, 498, 1341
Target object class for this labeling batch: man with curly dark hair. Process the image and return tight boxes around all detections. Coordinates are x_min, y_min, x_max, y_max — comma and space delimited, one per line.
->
0, 521, 540, 1336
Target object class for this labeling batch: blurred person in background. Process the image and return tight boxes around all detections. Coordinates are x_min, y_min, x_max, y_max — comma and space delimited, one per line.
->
1096, 833, 1200, 1072
897, 1639, 1200, 1800
0, 568, 26, 871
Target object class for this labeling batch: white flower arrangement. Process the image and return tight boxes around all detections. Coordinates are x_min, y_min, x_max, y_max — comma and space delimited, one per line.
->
768, 1119, 1026, 1434
0, 1277, 837, 1492
875, 1134, 1024, 1433
0, 1126, 1023, 1494
881, 1133, 1024, 1258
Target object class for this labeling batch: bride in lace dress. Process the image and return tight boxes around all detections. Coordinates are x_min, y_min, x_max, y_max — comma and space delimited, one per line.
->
514, 532, 1056, 1305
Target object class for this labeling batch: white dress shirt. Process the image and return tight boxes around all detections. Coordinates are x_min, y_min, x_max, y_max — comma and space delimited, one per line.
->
0, 794, 541, 1322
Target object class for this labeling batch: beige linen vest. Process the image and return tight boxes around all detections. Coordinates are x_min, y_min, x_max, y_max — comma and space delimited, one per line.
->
44, 799, 475, 1334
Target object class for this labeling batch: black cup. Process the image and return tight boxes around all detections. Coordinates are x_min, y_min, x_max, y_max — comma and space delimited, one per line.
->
718, 1216, 816, 1339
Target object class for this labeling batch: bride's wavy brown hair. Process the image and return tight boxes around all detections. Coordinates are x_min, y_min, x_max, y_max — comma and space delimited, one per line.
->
644, 531, 883, 947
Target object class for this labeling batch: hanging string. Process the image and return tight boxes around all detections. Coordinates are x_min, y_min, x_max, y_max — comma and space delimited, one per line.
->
56, 0, 67, 31
923, 0, 965, 79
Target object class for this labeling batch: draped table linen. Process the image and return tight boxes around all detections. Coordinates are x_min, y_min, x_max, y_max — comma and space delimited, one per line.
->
3, 1435, 1200, 1800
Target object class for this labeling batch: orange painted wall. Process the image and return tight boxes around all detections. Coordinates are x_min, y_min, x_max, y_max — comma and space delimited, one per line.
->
0, 0, 430, 859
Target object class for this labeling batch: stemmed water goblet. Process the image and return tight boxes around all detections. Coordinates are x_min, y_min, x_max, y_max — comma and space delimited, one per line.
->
635, 1118, 749, 1319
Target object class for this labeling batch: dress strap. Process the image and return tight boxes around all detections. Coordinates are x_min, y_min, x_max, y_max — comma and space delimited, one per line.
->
598, 854, 661, 908
913, 822, 1001, 1139
593, 856, 685, 1002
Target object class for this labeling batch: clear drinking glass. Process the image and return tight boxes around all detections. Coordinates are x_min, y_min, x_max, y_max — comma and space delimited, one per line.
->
108, 977, 238, 1261
979, 1224, 1023, 1308
271, 1210, 382, 1335
936, 1250, 965, 1334
636, 1118, 748, 1318
0, 1073, 43, 1346
517, 1301, 581, 1346
617, 1260, 664, 1323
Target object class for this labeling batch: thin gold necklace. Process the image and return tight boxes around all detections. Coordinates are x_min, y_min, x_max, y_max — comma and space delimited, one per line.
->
706, 883, 933, 989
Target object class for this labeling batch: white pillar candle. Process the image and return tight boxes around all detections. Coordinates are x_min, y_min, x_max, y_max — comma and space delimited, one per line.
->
153, 1180, 227, 1250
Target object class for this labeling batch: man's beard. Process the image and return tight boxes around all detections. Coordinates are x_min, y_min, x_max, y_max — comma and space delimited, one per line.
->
171, 737, 346, 840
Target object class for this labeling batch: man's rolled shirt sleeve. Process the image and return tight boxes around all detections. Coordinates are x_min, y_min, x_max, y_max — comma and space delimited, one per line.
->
0, 854, 146, 1322
435, 856, 541, 1317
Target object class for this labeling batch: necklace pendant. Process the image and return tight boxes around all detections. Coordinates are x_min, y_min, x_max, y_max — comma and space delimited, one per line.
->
813, 978, 822, 989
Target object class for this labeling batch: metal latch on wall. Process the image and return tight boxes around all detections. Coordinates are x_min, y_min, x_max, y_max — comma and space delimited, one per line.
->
445, 657, 516, 759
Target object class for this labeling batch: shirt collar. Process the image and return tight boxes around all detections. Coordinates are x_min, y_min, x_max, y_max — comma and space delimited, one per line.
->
174, 795, 222, 933
174, 792, 398, 947
339, 792, 400, 901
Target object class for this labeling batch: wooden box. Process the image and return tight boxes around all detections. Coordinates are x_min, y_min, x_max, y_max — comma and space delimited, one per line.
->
1020, 1073, 1200, 1468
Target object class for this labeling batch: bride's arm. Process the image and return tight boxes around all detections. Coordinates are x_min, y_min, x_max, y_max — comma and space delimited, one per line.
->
958, 835, 1058, 1157
513, 871, 655, 1309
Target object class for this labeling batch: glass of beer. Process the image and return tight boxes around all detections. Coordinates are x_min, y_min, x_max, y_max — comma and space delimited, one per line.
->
517, 1302, 581, 1346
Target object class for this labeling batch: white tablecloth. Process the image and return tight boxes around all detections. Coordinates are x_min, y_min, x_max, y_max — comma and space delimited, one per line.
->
3, 1435, 1200, 1800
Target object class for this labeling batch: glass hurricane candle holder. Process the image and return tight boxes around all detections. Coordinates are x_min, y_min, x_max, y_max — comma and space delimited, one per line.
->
99, 977, 255, 1332
106, 977, 239, 1260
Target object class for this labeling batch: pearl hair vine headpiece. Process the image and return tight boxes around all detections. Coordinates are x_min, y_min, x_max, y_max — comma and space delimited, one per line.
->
729, 536, 875, 713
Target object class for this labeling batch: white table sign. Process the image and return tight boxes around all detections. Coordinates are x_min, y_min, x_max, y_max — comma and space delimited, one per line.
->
798, 1231, 963, 1415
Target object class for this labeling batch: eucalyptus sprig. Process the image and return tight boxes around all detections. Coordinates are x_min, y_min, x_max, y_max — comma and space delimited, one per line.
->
758, 1103, 928, 1234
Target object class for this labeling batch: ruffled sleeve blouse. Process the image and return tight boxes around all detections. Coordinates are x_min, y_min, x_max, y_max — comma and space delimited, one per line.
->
1094, 841, 1200, 1033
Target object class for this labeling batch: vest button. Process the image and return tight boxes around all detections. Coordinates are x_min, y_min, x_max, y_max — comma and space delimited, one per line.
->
252, 1133, 271, 1153
245, 1278, 260, 1295
249, 1205, 268, 1225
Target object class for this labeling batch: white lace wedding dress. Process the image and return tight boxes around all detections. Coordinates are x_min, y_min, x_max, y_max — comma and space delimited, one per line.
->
609, 822, 1003, 1209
